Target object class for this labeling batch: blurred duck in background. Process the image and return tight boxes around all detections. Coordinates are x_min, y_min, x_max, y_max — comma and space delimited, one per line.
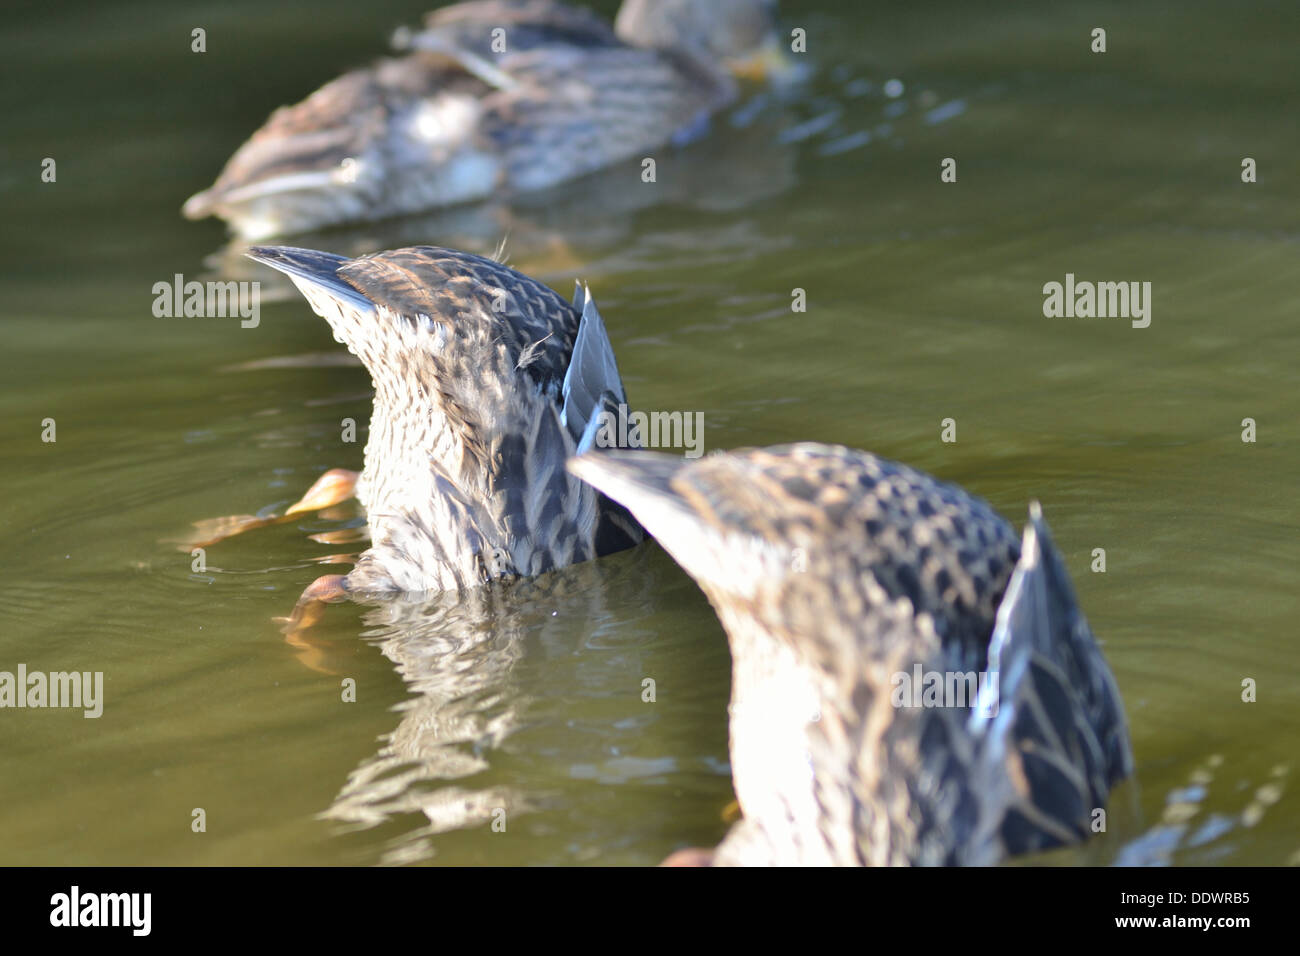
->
183, 0, 786, 238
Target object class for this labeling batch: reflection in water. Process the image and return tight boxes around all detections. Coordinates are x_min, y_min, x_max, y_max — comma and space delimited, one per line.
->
1115, 757, 1291, 867
321, 556, 660, 865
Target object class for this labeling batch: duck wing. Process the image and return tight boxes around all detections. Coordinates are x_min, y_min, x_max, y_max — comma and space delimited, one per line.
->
406, 1, 733, 190
561, 284, 630, 446
396, 0, 621, 91
478, 43, 735, 194
413, 0, 619, 53
964, 504, 1135, 861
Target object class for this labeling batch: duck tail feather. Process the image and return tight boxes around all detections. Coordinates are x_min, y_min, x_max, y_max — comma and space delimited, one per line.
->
568, 449, 688, 517
245, 246, 373, 312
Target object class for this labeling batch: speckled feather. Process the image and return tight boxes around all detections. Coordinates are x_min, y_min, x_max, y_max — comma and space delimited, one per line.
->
569, 443, 1133, 866
250, 244, 643, 595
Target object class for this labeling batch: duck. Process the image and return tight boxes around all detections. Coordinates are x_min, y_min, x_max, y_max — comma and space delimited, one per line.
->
182, 0, 785, 239
569, 443, 1134, 865
241, 244, 645, 602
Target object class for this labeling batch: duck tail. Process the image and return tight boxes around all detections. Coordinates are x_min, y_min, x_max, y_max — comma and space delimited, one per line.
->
181, 188, 216, 220
244, 246, 373, 312
568, 450, 692, 537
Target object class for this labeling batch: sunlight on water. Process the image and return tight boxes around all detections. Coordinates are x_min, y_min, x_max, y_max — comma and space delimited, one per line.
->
0, 0, 1297, 865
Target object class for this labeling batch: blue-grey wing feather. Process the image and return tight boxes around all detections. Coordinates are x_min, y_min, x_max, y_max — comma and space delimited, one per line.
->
967, 504, 1134, 860
561, 287, 627, 443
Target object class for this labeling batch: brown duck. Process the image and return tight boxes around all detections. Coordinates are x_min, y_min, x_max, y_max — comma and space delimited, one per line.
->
571, 444, 1134, 865
183, 0, 785, 238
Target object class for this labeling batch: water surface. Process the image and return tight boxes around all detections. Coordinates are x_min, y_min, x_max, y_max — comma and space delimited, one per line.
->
1, 0, 1297, 865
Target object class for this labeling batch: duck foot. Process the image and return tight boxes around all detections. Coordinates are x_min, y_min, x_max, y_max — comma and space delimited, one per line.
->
180, 468, 359, 549
283, 468, 359, 516
275, 573, 350, 673
660, 848, 715, 867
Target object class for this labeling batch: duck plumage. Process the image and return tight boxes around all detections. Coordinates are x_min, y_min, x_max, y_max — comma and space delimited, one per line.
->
570, 443, 1133, 865
250, 243, 644, 594
185, 0, 779, 237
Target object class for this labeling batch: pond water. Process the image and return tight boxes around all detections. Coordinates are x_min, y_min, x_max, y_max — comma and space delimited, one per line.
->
1, 0, 1296, 865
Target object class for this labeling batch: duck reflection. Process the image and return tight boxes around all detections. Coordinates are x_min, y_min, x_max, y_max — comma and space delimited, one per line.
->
319, 551, 663, 864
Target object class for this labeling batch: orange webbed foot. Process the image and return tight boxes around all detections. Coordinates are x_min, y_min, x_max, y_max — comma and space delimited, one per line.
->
276, 573, 350, 673
284, 468, 359, 516
660, 848, 716, 867
178, 468, 360, 550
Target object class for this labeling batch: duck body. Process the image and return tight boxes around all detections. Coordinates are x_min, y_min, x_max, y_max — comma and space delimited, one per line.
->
250, 244, 643, 595
185, 0, 779, 238
570, 443, 1134, 865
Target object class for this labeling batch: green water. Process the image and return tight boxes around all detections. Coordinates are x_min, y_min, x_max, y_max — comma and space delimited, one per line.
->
1, 0, 1297, 865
